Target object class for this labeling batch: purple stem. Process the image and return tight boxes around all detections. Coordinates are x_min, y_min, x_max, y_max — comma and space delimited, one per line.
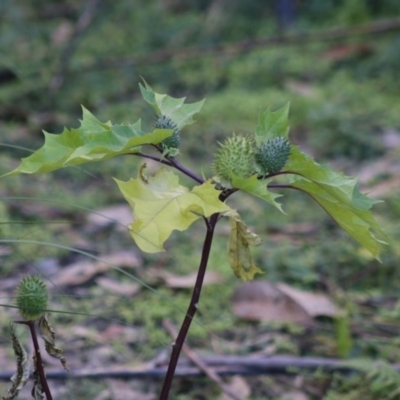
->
134, 152, 205, 184
15, 320, 53, 400
159, 213, 219, 400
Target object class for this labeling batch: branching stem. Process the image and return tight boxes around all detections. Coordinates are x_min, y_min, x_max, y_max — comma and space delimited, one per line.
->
135, 152, 205, 184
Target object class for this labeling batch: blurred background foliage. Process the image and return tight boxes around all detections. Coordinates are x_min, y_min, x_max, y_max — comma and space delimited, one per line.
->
1, 1, 400, 399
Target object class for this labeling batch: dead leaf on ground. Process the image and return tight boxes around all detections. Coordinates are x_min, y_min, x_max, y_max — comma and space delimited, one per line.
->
221, 375, 251, 400
96, 276, 140, 296
86, 204, 132, 232
356, 157, 400, 184
232, 281, 338, 325
53, 250, 141, 286
281, 391, 309, 400
100, 324, 140, 343
147, 268, 224, 288
95, 379, 156, 400
276, 283, 338, 318
71, 326, 104, 343
365, 176, 400, 198
382, 129, 400, 148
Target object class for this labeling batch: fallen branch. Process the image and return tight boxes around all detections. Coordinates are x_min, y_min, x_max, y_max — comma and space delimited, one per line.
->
77, 17, 400, 73
0, 355, 395, 381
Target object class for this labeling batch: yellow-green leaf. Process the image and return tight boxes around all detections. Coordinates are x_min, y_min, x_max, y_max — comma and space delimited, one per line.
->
227, 210, 263, 281
1, 107, 173, 177
116, 167, 230, 253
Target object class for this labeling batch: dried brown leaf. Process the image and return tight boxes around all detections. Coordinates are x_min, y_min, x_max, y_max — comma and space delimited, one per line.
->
31, 355, 45, 400
2, 323, 30, 400
221, 375, 251, 400
86, 204, 133, 231
231, 281, 312, 325
38, 315, 69, 371
276, 283, 338, 318
149, 269, 223, 288
96, 276, 140, 296
54, 250, 141, 286
232, 281, 338, 325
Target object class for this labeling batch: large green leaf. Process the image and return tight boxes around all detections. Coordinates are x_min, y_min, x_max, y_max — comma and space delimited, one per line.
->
226, 210, 263, 281
254, 103, 290, 146
284, 147, 386, 259
1, 107, 173, 177
115, 167, 230, 253
231, 173, 284, 213
139, 82, 205, 129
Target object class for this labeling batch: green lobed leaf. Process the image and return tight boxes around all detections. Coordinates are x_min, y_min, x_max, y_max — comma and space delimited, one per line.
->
255, 103, 290, 146
231, 173, 284, 213
115, 167, 230, 253
226, 210, 263, 281
284, 147, 387, 259
1, 107, 173, 177
139, 82, 205, 129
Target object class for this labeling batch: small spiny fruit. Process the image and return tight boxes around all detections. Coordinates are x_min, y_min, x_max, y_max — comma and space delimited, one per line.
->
214, 134, 254, 183
16, 275, 49, 321
155, 115, 180, 152
255, 136, 291, 175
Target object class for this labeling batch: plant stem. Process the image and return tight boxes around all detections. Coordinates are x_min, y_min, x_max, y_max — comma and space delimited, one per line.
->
136, 152, 205, 184
167, 157, 205, 184
159, 212, 219, 400
15, 320, 53, 400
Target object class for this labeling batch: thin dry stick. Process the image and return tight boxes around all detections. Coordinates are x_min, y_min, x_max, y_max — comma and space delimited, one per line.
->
163, 319, 243, 400
48, 0, 102, 92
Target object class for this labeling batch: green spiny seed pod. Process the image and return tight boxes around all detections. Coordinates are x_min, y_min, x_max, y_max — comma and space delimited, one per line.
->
214, 134, 254, 183
255, 137, 291, 175
15, 275, 49, 321
155, 115, 180, 152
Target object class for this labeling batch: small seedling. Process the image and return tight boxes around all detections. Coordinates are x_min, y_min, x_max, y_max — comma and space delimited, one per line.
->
1, 81, 386, 399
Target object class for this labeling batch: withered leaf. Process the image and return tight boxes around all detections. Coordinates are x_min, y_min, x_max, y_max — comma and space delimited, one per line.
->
38, 315, 69, 372
2, 323, 30, 400
226, 210, 263, 281
31, 355, 45, 400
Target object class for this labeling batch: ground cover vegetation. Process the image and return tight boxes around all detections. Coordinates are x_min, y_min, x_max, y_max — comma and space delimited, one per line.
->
1, 1, 400, 399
